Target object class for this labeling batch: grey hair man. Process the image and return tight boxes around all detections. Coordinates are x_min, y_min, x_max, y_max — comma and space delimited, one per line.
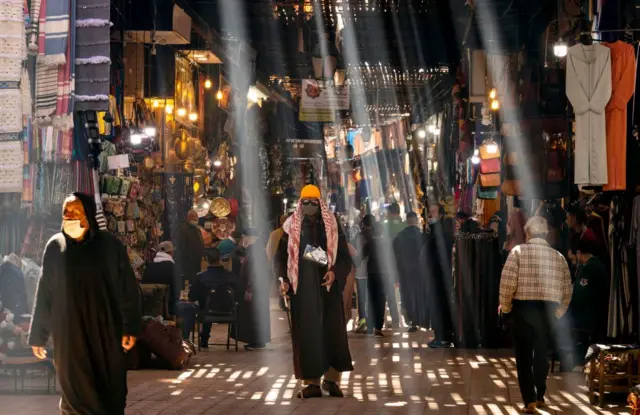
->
499, 216, 572, 414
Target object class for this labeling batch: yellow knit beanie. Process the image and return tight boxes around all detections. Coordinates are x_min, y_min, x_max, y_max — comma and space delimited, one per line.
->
300, 184, 321, 200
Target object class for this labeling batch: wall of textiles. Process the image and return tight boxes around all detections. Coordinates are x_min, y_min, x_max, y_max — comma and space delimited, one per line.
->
0, 0, 111, 258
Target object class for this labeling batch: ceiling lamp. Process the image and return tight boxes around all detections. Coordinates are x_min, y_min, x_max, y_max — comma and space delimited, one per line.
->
489, 88, 497, 100
216, 90, 223, 100
417, 129, 427, 139
165, 106, 173, 114
188, 112, 198, 122
130, 132, 143, 145
553, 38, 568, 58
176, 108, 187, 117
204, 79, 212, 89
490, 99, 500, 111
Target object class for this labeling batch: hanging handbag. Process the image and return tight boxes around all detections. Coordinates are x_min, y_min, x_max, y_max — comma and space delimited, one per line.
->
480, 158, 500, 174
479, 173, 501, 188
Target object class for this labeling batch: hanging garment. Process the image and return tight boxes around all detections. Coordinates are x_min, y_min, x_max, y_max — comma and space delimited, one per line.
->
603, 41, 636, 191
566, 43, 613, 185
608, 197, 633, 339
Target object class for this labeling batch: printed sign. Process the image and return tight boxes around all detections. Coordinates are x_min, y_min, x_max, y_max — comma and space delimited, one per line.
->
299, 79, 350, 122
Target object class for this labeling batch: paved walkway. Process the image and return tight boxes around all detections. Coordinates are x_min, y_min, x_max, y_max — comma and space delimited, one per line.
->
0, 307, 632, 414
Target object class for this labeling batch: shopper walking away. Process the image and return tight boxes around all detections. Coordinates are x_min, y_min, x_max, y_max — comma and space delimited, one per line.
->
363, 222, 386, 337
499, 216, 572, 414
29, 192, 141, 415
276, 185, 353, 398
142, 241, 179, 317
353, 214, 376, 333
382, 203, 404, 327
425, 204, 455, 348
232, 230, 271, 350
393, 212, 426, 332
176, 210, 205, 283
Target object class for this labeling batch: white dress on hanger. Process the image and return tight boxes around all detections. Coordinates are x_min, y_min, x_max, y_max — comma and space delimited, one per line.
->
566, 43, 612, 186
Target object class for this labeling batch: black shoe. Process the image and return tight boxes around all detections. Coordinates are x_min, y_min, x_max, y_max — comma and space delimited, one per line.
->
408, 326, 418, 333
428, 340, 451, 348
244, 344, 266, 351
374, 329, 384, 338
322, 381, 344, 397
297, 384, 322, 399
199, 340, 209, 349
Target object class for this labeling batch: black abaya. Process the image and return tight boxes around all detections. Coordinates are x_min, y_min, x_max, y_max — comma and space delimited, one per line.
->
393, 226, 427, 327
277, 216, 353, 380
29, 193, 141, 415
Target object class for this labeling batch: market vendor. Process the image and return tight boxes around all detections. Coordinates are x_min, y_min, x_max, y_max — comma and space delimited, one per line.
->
176, 210, 205, 283
277, 184, 353, 398
29, 192, 141, 415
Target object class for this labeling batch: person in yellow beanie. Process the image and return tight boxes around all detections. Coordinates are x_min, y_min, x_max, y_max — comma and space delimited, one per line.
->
276, 184, 354, 398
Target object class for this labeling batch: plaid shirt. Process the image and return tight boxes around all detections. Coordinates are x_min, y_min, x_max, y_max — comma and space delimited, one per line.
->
499, 238, 573, 317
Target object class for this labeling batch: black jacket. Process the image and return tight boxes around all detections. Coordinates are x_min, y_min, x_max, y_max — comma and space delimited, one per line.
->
142, 259, 179, 315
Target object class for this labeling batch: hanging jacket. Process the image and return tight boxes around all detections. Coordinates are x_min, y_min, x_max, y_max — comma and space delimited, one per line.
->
566, 43, 613, 185
603, 41, 636, 191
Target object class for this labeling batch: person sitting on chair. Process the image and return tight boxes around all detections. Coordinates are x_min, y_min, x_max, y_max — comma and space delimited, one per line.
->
189, 248, 236, 348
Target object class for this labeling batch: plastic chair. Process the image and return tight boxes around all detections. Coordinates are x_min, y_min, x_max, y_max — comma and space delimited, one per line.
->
195, 285, 238, 351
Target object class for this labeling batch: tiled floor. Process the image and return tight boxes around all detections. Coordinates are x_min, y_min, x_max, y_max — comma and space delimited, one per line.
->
0, 307, 632, 414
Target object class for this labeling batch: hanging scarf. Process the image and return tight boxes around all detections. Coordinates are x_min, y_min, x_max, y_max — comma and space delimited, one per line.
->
37, 0, 69, 66
283, 199, 338, 294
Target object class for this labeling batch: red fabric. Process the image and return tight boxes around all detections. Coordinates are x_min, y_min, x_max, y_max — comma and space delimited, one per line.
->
581, 228, 597, 242
282, 199, 338, 293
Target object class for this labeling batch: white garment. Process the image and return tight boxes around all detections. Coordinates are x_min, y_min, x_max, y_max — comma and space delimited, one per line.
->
566, 43, 612, 185
154, 252, 174, 264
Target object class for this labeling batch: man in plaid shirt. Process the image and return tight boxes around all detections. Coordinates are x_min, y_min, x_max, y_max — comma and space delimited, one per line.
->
499, 216, 572, 414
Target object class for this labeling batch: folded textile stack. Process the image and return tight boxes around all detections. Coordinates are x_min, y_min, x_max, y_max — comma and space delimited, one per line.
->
0, 0, 26, 195
74, 0, 110, 111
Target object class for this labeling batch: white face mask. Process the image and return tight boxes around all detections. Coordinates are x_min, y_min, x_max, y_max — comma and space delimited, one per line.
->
63, 220, 86, 239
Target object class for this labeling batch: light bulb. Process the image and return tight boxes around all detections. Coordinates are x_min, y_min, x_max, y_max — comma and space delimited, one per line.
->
216, 91, 223, 100
213, 160, 222, 168
188, 112, 198, 122
427, 125, 436, 133
165, 106, 173, 114
247, 88, 259, 103
418, 129, 426, 139
490, 100, 500, 111
489, 88, 497, 100
130, 133, 143, 145
177, 108, 187, 117
471, 149, 480, 165
204, 79, 212, 89
433, 128, 441, 135
152, 100, 159, 108
485, 143, 499, 154
144, 126, 156, 137
554, 38, 568, 58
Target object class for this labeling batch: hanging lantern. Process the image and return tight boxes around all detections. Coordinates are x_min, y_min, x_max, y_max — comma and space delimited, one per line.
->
174, 134, 190, 160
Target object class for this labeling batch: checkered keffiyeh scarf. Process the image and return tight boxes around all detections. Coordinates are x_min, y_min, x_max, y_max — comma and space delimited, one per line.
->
283, 200, 338, 294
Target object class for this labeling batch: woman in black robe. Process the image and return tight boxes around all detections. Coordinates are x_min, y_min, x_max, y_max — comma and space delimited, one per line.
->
29, 192, 141, 415
232, 234, 271, 349
276, 186, 353, 398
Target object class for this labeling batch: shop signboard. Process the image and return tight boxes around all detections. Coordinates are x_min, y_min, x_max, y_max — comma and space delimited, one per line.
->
286, 138, 324, 160
299, 79, 350, 122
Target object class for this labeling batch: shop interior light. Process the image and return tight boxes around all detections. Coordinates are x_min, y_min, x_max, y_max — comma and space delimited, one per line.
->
130, 132, 143, 145
427, 125, 436, 133
152, 100, 159, 108
433, 128, 441, 135
143, 126, 156, 137
216, 90, 223, 100
188, 112, 198, 122
490, 99, 500, 111
213, 160, 222, 168
471, 149, 481, 165
204, 79, 212, 89
176, 108, 187, 117
165, 106, 174, 114
485, 142, 499, 154
247, 88, 259, 103
554, 38, 568, 58
417, 129, 427, 139
489, 88, 497, 100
